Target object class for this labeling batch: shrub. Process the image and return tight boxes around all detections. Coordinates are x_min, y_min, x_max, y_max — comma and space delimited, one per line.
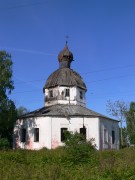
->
0, 148, 135, 179
63, 131, 96, 165
0, 138, 10, 150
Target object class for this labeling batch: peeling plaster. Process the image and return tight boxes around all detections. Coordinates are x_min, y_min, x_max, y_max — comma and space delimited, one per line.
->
51, 138, 59, 149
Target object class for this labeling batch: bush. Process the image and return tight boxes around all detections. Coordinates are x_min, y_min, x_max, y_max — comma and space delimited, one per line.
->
64, 132, 96, 165
0, 148, 135, 179
0, 138, 10, 150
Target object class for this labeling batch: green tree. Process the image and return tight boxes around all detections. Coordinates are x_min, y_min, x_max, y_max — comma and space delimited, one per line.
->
0, 51, 17, 146
126, 102, 135, 144
0, 51, 14, 100
17, 106, 29, 116
106, 100, 128, 147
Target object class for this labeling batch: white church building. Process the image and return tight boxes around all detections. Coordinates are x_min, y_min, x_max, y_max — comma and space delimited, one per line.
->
13, 44, 119, 150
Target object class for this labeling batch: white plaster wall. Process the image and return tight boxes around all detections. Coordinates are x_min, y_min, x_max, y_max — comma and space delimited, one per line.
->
14, 117, 52, 150
14, 116, 119, 150
51, 117, 100, 149
45, 86, 86, 107
99, 118, 119, 150
14, 116, 100, 150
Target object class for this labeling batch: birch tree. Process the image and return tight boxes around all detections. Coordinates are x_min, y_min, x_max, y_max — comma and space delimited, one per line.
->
106, 100, 128, 147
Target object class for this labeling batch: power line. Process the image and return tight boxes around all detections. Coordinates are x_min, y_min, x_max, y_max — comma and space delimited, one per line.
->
89, 92, 135, 99
11, 89, 41, 94
12, 73, 135, 94
0, 0, 48, 11
12, 89, 135, 96
90, 89, 135, 95
0, 47, 57, 56
10, 69, 135, 97
86, 73, 135, 84
11, 90, 135, 101
14, 64, 135, 85
81, 64, 135, 75
15, 79, 46, 85
14, 72, 135, 86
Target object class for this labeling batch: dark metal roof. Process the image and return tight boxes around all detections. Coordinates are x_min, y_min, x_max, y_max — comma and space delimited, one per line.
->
44, 68, 87, 90
19, 104, 118, 121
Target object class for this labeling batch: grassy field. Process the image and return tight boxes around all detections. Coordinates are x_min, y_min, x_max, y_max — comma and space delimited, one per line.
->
0, 147, 135, 180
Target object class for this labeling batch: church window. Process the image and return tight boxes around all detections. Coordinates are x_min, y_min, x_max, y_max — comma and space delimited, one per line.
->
34, 128, 39, 142
61, 128, 67, 142
80, 126, 86, 139
65, 89, 70, 97
49, 90, 53, 97
104, 128, 108, 143
80, 91, 83, 99
112, 130, 115, 144
21, 128, 26, 142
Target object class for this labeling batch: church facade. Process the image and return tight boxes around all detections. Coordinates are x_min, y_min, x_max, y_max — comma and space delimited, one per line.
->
13, 44, 119, 150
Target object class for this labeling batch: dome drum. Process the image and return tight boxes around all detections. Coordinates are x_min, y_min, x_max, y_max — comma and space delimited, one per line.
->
44, 86, 86, 107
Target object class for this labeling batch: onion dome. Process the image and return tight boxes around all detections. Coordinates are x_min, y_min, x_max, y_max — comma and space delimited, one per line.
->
58, 44, 73, 68
44, 68, 87, 90
58, 44, 73, 62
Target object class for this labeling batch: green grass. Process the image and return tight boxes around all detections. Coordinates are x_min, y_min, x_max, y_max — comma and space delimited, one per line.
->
0, 147, 135, 179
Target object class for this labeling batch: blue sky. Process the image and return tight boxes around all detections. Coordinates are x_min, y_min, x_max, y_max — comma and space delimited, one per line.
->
1, 0, 135, 116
